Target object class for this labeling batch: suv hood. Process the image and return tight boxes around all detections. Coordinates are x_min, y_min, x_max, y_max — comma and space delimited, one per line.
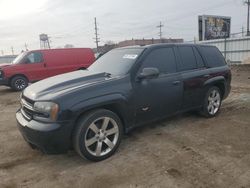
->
24, 70, 114, 101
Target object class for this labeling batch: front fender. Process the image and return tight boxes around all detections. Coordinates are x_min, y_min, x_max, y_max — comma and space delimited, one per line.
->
69, 93, 132, 129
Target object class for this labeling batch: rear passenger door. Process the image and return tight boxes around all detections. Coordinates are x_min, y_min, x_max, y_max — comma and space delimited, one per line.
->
134, 47, 183, 123
176, 46, 208, 110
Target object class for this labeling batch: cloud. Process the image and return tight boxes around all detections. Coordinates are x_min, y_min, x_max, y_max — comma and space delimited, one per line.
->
0, 0, 247, 55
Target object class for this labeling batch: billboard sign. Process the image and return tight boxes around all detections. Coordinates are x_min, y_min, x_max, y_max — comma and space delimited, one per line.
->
198, 15, 231, 41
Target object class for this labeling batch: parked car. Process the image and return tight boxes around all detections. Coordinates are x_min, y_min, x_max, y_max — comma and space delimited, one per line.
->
16, 44, 231, 161
0, 48, 95, 91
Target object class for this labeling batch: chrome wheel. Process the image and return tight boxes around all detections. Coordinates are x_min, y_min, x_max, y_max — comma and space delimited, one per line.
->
84, 117, 119, 157
207, 89, 221, 115
15, 79, 26, 90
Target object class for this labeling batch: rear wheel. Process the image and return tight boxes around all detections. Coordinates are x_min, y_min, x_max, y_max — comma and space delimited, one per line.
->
73, 109, 123, 161
200, 86, 221, 117
10, 76, 28, 91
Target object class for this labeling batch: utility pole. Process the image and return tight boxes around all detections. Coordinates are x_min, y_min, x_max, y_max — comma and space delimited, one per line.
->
25, 43, 28, 51
245, 0, 250, 36
157, 21, 164, 39
94, 17, 100, 52
242, 26, 245, 37
11, 46, 14, 55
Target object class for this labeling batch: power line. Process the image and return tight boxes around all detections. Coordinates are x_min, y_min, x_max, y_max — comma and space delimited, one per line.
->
157, 21, 164, 39
94, 17, 100, 52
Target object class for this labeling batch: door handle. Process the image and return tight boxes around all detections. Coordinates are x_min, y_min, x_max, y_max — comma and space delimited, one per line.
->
172, 81, 181, 85
44, 63, 47, 67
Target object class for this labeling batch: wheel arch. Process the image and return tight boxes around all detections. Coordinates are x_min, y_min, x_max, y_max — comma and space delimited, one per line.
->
204, 76, 226, 99
8, 74, 29, 85
69, 94, 132, 143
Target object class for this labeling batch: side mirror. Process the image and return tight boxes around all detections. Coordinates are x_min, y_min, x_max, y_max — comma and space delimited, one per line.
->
137, 67, 160, 80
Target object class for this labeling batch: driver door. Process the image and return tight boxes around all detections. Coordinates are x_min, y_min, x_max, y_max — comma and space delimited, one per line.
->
133, 47, 183, 124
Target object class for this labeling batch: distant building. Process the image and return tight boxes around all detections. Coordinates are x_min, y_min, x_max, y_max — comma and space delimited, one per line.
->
93, 38, 184, 55
0, 55, 17, 64
93, 43, 118, 54
118, 38, 184, 47
64, 44, 74, 48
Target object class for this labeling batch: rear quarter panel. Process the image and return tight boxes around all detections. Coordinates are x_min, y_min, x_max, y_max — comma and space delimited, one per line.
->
44, 49, 95, 77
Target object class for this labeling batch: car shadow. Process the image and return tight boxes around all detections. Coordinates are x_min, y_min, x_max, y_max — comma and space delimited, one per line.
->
14, 112, 201, 167
0, 86, 18, 94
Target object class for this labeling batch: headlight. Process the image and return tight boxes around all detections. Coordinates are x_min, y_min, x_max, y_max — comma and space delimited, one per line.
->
34, 101, 59, 121
0, 70, 2, 77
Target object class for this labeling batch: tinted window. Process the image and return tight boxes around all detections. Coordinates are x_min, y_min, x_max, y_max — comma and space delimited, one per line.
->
178, 46, 197, 71
201, 46, 225, 67
193, 47, 205, 68
140, 48, 176, 73
88, 48, 143, 75
26, 52, 43, 64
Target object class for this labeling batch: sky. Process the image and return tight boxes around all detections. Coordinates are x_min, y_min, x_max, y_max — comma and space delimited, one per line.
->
0, 0, 247, 55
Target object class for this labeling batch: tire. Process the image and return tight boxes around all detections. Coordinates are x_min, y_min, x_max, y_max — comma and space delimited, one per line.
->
200, 86, 222, 118
10, 76, 28, 91
73, 109, 123, 161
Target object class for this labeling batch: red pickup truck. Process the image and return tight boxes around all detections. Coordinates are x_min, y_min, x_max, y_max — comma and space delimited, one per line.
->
0, 48, 95, 91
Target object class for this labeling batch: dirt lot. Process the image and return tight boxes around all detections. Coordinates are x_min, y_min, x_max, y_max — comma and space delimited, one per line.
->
0, 66, 250, 188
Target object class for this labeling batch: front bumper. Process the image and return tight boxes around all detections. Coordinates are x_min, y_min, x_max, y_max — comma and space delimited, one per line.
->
16, 110, 73, 154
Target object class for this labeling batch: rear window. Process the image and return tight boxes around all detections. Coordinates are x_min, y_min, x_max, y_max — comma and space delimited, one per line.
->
201, 46, 225, 67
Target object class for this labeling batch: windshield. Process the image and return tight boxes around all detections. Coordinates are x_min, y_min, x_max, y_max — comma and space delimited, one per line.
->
12, 52, 27, 64
88, 48, 144, 75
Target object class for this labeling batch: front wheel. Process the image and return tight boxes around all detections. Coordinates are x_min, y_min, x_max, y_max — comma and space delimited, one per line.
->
200, 86, 222, 117
10, 76, 28, 91
73, 109, 123, 161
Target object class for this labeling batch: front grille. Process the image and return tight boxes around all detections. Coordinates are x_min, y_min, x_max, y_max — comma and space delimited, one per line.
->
20, 97, 35, 120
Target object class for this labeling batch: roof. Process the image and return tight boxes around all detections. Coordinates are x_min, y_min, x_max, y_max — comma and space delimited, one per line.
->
115, 43, 213, 50
29, 48, 92, 53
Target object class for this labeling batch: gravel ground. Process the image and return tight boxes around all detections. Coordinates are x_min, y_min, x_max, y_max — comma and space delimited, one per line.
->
0, 66, 249, 188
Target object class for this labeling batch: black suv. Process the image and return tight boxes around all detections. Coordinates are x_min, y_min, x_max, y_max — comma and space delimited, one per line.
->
16, 44, 231, 161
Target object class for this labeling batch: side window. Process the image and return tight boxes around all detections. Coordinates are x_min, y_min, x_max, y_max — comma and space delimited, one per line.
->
193, 47, 205, 68
178, 46, 197, 71
201, 46, 225, 67
139, 48, 176, 74
26, 52, 43, 64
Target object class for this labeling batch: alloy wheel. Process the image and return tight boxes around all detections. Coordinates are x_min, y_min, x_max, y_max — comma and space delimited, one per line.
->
15, 79, 26, 90
84, 117, 119, 157
207, 89, 221, 115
